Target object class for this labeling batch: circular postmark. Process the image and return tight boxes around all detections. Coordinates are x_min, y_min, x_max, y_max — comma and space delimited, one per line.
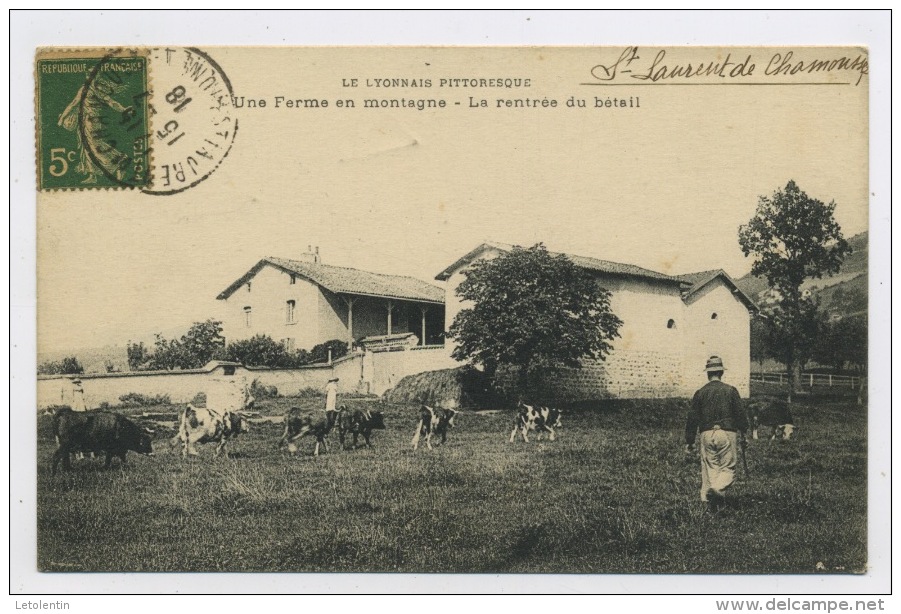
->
82, 47, 237, 195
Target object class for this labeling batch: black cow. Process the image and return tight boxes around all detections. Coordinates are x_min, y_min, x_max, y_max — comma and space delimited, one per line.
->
747, 396, 797, 440
278, 407, 338, 456
411, 405, 456, 450
337, 406, 386, 449
51, 407, 154, 475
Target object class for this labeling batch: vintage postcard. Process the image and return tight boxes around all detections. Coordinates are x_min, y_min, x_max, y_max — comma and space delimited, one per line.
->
22, 42, 881, 592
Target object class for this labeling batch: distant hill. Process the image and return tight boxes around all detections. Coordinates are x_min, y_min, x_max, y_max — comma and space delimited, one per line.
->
735, 231, 867, 318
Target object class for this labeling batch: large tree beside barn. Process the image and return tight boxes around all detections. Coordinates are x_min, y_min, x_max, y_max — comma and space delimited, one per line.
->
447, 243, 622, 398
738, 180, 852, 395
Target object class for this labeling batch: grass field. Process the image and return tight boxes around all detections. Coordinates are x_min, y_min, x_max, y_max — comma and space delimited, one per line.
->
36, 385, 867, 573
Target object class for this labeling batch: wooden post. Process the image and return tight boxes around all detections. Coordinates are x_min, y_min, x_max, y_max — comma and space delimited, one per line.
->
809, 373, 814, 388
420, 305, 428, 346
829, 374, 833, 387
386, 300, 393, 335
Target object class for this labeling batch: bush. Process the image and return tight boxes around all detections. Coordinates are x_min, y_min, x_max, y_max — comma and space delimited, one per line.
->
250, 378, 278, 399
309, 339, 349, 364
37, 356, 84, 375
291, 386, 323, 399
118, 392, 172, 407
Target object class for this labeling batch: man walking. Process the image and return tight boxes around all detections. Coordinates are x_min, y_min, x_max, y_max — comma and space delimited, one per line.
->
684, 356, 749, 508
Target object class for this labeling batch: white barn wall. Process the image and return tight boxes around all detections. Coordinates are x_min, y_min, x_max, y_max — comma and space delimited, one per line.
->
222, 264, 320, 350
682, 279, 752, 397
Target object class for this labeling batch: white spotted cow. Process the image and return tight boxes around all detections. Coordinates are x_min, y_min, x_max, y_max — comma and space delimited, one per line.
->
510, 401, 562, 443
411, 405, 456, 451
172, 404, 249, 457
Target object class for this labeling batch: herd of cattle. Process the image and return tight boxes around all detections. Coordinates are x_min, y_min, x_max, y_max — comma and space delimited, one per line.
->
46, 397, 796, 475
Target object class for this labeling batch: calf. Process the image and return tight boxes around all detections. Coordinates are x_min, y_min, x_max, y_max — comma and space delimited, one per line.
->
747, 396, 797, 440
278, 407, 338, 456
172, 404, 249, 457
337, 406, 386, 449
411, 405, 456, 451
51, 407, 154, 475
510, 401, 562, 443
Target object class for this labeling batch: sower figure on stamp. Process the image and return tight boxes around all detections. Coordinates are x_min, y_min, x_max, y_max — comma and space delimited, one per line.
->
684, 356, 749, 509
325, 377, 339, 412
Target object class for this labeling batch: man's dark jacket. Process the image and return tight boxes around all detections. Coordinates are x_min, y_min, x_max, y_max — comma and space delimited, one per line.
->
685, 380, 749, 445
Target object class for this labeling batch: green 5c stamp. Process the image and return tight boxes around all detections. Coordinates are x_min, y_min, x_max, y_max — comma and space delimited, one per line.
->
36, 49, 150, 189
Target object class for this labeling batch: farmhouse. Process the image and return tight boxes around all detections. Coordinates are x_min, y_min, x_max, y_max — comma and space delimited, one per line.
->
436, 242, 757, 399
217, 247, 446, 352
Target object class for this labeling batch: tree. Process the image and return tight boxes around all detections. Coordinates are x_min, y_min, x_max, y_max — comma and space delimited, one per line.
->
224, 334, 309, 368
126, 341, 151, 371
749, 316, 772, 373
309, 339, 350, 364
148, 319, 226, 370
814, 315, 867, 373
37, 355, 84, 375
738, 180, 851, 394
447, 244, 623, 398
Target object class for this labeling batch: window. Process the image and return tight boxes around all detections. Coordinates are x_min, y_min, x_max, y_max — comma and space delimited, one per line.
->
244, 306, 252, 328
284, 338, 295, 352
223, 366, 236, 376
290, 274, 296, 285
246, 282, 252, 293
286, 300, 296, 324
667, 319, 676, 329
711, 312, 718, 320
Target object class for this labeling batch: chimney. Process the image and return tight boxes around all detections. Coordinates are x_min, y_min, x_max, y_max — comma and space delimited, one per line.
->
297, 245, 321, 264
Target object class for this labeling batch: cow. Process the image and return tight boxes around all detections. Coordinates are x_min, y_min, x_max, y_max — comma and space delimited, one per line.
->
51, 407, 154, 475
411, 405, 456, 451
278, 407, 339, 456
336, 406, 386, 449
172, 404, 249, 457
509, 401, 562, 443
747, 396, 797, 440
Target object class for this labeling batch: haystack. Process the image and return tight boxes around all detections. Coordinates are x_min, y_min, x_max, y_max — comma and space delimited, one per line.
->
382, 366, 495, 409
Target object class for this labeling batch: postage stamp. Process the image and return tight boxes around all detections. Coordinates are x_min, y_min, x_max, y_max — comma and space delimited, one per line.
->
35, 49, 150, 190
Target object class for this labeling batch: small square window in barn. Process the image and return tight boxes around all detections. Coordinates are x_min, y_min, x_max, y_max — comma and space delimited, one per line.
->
290, 274, 296, 285
247, 282, 252, 292
667, 319, 676, 329
711, 313, 718, 320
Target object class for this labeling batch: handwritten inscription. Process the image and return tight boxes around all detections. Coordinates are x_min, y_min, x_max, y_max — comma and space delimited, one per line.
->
588, 47, 868, 86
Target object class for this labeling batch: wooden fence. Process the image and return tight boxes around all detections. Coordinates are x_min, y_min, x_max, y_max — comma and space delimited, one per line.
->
750, 371, 865, 389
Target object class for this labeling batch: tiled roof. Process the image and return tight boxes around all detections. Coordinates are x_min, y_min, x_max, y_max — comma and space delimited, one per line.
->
217, 258, 444, 304
675, 269, 758, 312
435, 241, 684, 284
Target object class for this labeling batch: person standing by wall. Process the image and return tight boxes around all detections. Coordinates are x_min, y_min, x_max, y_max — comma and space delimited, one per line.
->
325, 377, 339, 412
684, 356, 749, 509
70, 377, 86, 411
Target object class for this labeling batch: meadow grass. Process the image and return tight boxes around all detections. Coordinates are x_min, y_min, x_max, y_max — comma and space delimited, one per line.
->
36, 387, 867, 573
